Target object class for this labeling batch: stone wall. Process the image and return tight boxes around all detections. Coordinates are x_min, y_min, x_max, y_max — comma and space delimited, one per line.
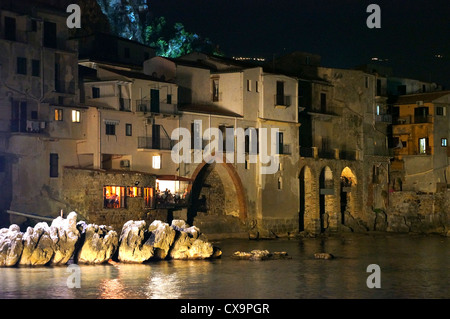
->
385, 191, 449, 234
62, 167, 157, 231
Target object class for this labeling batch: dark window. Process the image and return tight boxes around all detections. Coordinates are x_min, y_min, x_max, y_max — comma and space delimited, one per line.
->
436, 106, 444, 116
43, 21, 57, 48
320, 93, 327, 113
32, 59, 40, 77
92, 87, 100, 98
167, 94, 172, 104
4, 17, 16, 41
125, 123, 132, 136
50, 153, 59, 177
212, 79, 219, 101
277, 131, 284, 154
31, 19, 37, 32
276, 81, 285, 105
106, 123, 116, 135
397, 85, 407, 95
376, 79, 382, 96
17, 57, 27, 75
0, 156, 5, 173
152, 124, 161, 149
422, 84, 426, 93
31, 111, 38, 120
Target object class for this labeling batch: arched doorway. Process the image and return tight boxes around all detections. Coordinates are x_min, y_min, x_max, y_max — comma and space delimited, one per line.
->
319, 166, 335, 232
299, 166, 314, 233
340, 166, 357, 226
188, 161, 247, 228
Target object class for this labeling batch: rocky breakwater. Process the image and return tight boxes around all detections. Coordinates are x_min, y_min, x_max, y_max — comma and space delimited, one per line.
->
0, 212, 221, 267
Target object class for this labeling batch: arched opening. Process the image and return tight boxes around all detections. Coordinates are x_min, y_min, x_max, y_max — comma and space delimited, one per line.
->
319, 166, 335, 232
187, 161, 247, 233
299, 166, 314, 233
340, 166, 357, 226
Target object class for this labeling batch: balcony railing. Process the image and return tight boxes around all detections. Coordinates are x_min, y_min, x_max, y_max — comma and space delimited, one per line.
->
135, 99, 178, 115
300, 146, 315, 158
274, 95, 291, 107
138, 136, 173, 150
277, 144, 291, 155
119, 98, 131, 112
10, 119, 46, 133
318, 148, 336, 159
339, 150, 357, 160
375, 114, 392, 123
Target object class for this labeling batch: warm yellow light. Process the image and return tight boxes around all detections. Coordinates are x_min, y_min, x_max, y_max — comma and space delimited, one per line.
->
71, 110, 80, 122
152, 155, 161, 169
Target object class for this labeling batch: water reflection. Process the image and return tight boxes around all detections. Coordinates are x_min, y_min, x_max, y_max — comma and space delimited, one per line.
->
0, 235, 448, 299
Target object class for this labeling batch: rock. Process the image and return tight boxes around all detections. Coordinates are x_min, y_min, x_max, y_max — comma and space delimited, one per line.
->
148, 220, 176, 259
75, 222, 118, 264
118, 220, 154, 263
272, 251, 291, 260
169, 220, 214, 259
231, 249, 289, 261
314, 252, 334, 260
19, 222, 54, 266
49, 211, 80, 265
0, 225, 24, 267
212, 246, 222, 258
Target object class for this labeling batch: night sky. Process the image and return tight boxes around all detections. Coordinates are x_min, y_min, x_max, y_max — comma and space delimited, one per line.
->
150, 0, 450, 87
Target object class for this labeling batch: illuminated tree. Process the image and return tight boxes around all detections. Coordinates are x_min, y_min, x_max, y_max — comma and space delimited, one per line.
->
96, 0, 223, 57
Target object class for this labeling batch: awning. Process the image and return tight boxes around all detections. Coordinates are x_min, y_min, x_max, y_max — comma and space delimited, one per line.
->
156, 175, 194, 182
104, 119, 120, 125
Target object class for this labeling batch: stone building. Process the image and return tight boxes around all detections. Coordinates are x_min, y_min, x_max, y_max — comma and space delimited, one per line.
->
0, 3, 82, 226
270, 52, 392, 233
390, 91, 450, 193
144, 53, 300, 237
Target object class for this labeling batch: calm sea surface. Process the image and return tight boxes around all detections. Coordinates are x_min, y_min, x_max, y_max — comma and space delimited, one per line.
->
0, 233, 448, 299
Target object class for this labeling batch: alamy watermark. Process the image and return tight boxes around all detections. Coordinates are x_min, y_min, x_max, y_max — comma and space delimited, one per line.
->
171, 121, 280, 175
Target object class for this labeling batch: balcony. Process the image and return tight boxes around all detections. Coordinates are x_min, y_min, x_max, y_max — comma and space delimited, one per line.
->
318, 148, 336, 159
339, 150, 357, 161
138, 136, 173, 150
55, 81, 75, 94
274, 95, 291, 108
375, 114, 392, 123
119, 98, 131, 112
135, 99, 178, 116
277, 144, 291, 155
300, 146, 315, 158
394, 115, 433, 125
10, 119, 46, 134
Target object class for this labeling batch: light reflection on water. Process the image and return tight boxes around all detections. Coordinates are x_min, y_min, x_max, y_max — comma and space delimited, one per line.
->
0, 234, 448, 299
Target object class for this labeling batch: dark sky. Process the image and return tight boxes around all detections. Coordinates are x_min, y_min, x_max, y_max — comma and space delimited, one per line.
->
150, 0, 450, 87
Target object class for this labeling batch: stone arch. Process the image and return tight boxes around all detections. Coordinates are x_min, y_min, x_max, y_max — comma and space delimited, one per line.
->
340, 166, 358, 226
188, 161, 247, 226
319, 166, 337, 232
299, 165, 315, 233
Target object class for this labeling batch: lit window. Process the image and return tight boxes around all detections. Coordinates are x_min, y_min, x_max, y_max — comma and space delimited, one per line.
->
127, 186, 142, 197
376, 105, 381, 115
54, 108, 63, 121
152, 155, 161, 169
71, 110, 80, 123
419, 137, 427, 154
103, 186, 125, 209
441, 138, 448, 147
144, 187, 155, 208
